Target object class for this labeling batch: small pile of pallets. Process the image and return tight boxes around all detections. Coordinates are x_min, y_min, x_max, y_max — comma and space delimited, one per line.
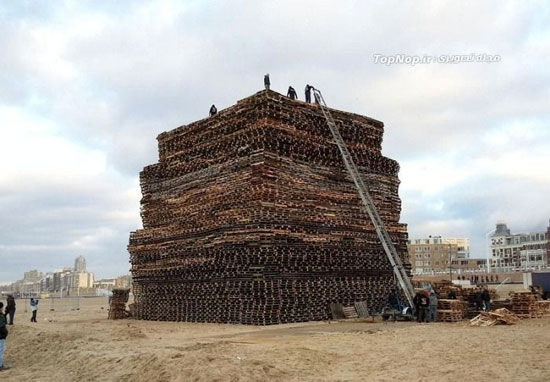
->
437, 298, 463, 322
470, 308, 520, 327
510, 291, 543, 318
108, 288, 130, 320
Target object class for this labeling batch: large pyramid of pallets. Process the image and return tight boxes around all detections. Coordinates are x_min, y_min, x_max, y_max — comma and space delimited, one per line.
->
128, 89, 410, 325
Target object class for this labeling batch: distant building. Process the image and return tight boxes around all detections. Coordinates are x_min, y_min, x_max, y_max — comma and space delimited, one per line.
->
408, 236, 479, 275
115, 275, 132, 289
53, 268, 73, 292
490, 221, 549, 271
67, 272, 94, 289
74, 255, 87, 272
23, 270, 43, 283
440, 237, 470, 258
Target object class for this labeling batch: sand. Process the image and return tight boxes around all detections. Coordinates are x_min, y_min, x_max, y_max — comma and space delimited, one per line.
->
1, 297, 549, 381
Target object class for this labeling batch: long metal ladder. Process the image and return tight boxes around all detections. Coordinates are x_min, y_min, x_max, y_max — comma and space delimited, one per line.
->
312, 88, 415, 308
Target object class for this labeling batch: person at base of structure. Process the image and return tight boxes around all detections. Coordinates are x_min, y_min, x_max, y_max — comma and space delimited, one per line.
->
474, 291, 484, 311
0, 302, 8, 371
5, 295, 15, 325
481, 288, 491, 311
448, 289, 457, 299
304, 84, 312, 103
387, 288, 401, 311
413, 291, 430, 323
429, 290, 438, 322
30, 298, 38, 323
264, 74, 270, 90
287, 86, 297, 100
209, 104, 217, 117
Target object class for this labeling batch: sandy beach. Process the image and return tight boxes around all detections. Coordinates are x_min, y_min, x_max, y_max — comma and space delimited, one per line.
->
1, 297, 549, 381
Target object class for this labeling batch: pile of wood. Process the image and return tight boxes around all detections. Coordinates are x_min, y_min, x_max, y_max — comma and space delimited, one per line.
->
470, 308, 520, 326
537, 300, 550, 316
437, 298, 463, 322
492, 299, 512, 311
128, 90, 410, 325
108, 288, 130, 320
510, 291, 543, 318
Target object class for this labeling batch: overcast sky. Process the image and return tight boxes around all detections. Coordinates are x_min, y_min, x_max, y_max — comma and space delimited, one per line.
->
1, 0, 549, 283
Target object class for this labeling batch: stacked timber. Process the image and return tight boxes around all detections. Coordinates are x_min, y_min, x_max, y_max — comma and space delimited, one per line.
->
537, 300, 550, 316
437, 299, 463, 322
510, 291, 543, 318
461, 288, 496, 318
128, 89, 410, 325
108, 288, 130, 320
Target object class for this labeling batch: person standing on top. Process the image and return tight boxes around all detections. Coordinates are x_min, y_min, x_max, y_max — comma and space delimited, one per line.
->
264, 74, 270, 90
30, 298, 38, 323
448, 289, 457, 299
287, 86, 297, 100
5, 295, 15, 325
429, 290, 438, 322
0, 302, 8, 371
304, 84, 312, 103
209, 104, 217, 117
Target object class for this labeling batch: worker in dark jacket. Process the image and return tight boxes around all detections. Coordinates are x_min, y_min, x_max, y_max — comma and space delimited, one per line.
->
287, 86, 297, 100
304, 84, 312, 103
474, 291, 484, 311
0, 302, 8, 371
209, 104, 217, 117
481, 288, 491, 311
413, 291, 430, 323
5, 295, 15, 325
448, 289, 457, 299
264, 74, 270, 90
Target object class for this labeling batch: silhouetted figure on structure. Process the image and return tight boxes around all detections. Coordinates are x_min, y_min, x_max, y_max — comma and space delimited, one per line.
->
305, 84, 312, 103
209, 105, 217, 117
287, 86, 297, 100
264, 74, 270, 90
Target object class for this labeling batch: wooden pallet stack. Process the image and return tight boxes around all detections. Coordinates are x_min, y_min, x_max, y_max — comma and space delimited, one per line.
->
128, 89, 410, 325
436, 298, 463, 322
537, 300, 550, 316
510, 291, 543, 318
108, 288, 130, 320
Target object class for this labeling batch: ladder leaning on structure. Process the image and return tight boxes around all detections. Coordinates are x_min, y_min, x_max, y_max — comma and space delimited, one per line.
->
312, 88, 416, 309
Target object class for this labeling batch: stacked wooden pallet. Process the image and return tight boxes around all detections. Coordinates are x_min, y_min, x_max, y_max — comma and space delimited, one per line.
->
128, 89, 410, 325
437, 298, 463, 322
537, 300, 550, 316
108, 288, 130, 320
510, 291, 543, 318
